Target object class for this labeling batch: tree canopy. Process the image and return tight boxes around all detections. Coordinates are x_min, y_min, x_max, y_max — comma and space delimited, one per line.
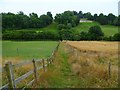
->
54, 11, 80, 28
2, 11, 53, 30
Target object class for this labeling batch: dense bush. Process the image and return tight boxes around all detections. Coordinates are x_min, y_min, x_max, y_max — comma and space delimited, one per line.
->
88, 25, 104, 40
2, 30, 59, 41
112, 32, 120, 41
57, 23, 72, 30
102, 33, 120, 41
58, 29, 75, 40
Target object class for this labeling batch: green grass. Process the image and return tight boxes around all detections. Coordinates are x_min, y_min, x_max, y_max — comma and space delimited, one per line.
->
73, 22, 99, 33
33, 43, 81, 88
2, 41, 58, 60
73, 22, 118, 36
100, 25, 118, 36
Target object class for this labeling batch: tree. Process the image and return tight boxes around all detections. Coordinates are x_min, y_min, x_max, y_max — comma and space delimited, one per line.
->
113, 15, 120, 26
58, 29, 74, 40
73, 11, 78, 15
107, 13, 116, 25
39, 14, 52, 27
54, 11, 80, 27
88, 25, 104, 40
79, 31, 88, 40
29, 13, 39, 28
93, 14, 98, 21
47, 12, 53, 19
113, 32, 120, 41
47, 12, 53, 24
96, 13, 108, 25
78, 11, 83, 18
83, 12, 93, 20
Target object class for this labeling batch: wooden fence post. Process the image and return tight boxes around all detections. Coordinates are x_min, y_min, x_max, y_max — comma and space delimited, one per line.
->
17, 48, 19, 56
108, 62, 111, 79
49, 58, 52, 64
47, 58, 49, 66
32, 59, 38, 82
42, 59, 45, 72
5, 62, 16, 89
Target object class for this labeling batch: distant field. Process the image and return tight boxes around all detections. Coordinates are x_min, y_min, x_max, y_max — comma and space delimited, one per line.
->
73, 22, 99, 33
73, 22, 118, 36
100, 25, 118, 36
2, 41, 58, 62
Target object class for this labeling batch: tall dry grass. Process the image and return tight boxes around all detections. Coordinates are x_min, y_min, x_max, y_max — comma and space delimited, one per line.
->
64, 41, 118, 87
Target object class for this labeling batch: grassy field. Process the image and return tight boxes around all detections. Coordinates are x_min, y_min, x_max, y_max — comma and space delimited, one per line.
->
73, 22, 118, 36
101, 25, 118, 36
73, 22, 99, 33
33, 41, 118, 88
2, 41, 58, 88
2, 41, 118, 88
2, 41, 58, 63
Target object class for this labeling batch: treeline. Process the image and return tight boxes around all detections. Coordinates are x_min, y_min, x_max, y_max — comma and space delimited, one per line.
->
78, 11, 120, 26
3, 30, 59, 40
2, 10, 120, 41
2, 11, 80, 30
2, 11, 120, 30
2, 11, 53, 30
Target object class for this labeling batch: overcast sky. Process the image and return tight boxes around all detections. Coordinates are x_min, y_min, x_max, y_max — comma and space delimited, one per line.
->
0, 0, 119, 17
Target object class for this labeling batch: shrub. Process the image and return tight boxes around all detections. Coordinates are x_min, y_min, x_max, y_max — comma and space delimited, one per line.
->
113, 32, 120, 41
88, 25, 104, 40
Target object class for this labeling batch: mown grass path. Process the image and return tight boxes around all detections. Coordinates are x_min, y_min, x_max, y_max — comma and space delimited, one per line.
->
32, 42, 82, 88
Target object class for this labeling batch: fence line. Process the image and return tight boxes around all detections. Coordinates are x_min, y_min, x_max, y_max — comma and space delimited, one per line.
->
1, 41, 60, 89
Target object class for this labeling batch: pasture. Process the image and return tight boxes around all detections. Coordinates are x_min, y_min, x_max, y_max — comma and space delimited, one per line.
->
73, 22, 118, 36
35, 41, 118, 88
2, 41, 58, 63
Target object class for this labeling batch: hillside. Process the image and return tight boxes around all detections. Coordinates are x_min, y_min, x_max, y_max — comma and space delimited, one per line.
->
30, 22, 118, 37
3, 22, 118, 41
73, 22, 118, 36
43, 22, 118, 37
